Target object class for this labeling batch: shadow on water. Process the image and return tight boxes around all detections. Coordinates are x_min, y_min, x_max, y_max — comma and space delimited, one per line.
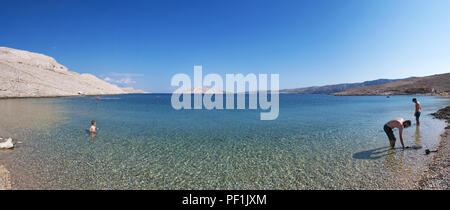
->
352, 145, 422, 160
352, 146, 391, 160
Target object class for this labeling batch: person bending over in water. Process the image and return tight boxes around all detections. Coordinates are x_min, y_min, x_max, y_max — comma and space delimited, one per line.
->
90, 120, 97, 133
383, 118, 411, 150
412, 98, 421, 125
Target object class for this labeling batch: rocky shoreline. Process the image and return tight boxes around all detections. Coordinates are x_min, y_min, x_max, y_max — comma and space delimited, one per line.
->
416, 106, 450, 190
0, 92, 147, 100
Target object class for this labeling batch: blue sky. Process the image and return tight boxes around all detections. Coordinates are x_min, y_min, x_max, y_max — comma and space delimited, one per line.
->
1, 0, 449, 92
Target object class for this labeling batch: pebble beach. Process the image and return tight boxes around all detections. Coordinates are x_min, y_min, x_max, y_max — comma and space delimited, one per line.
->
417, 106, 450, 190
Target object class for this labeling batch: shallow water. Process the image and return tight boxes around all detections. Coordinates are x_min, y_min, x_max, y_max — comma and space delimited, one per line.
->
0, 94, 449, 189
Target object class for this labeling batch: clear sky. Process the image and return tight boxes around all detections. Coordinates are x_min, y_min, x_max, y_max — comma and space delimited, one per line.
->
1, 0, 449, 92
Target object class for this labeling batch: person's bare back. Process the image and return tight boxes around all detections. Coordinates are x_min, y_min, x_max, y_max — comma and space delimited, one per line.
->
415, 101, 421, 113
384, 118, 411, 149
386, 118, 404, 130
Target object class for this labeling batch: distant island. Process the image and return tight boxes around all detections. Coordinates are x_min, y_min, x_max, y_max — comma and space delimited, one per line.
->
180, 87, 225, 94
0, 47, 147, 98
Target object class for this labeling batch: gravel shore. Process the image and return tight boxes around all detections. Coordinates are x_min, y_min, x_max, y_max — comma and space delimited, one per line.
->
417, 106, 450, 190
0, 164, 11, 190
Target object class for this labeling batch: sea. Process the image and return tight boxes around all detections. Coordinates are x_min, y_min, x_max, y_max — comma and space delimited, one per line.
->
0, 94, 448, 189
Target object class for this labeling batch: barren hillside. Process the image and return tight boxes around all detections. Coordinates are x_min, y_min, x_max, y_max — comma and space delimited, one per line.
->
333, 73, 450, 96
0, 47, 143, 98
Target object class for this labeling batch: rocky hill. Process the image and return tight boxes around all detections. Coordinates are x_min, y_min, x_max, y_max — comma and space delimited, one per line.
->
280, 78, 404, 94
333, 73, 450, 96
0, 47, 144, 98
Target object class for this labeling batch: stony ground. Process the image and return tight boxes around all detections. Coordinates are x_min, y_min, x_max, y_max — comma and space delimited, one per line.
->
417, 106, 450, 190
0, 164, 11, 190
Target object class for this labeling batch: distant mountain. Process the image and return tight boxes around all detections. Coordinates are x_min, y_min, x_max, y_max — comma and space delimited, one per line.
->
280, 78, 407, 94
333, 73, 450, 96
121, 87, 149, 94
180, 87, 225, 94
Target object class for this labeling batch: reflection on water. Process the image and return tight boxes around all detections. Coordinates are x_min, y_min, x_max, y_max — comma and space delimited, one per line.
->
0, 98, 64, 137
384, 149, 404, 170
352, 146, 391, 160
90, 132, 96, 142
415, 125, 422, 147
383, 149, 414, 185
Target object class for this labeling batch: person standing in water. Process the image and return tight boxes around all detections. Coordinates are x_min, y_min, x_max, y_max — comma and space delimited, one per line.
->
90, 120, 97, 133
412, 98, 421, 125
383, 118, 411, 150
89, 120, 97, 142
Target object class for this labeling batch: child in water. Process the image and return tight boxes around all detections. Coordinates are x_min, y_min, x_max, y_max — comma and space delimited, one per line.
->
90, 120, 97, 133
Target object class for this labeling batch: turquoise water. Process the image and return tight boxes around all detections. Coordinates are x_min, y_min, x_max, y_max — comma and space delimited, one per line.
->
0, 94, 449, 189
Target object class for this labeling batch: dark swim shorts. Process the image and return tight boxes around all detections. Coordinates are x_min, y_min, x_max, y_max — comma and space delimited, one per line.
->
383, 124, 396, 142
415, 111, 421, 119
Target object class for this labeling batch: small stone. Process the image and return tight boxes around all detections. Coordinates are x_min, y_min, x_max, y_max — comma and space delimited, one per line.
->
0, 137, 14, 149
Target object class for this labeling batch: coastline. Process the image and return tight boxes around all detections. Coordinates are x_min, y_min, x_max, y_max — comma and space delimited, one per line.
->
331, 93, 450, 97
0, 92, 150, 100
416, 106, 450, 190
